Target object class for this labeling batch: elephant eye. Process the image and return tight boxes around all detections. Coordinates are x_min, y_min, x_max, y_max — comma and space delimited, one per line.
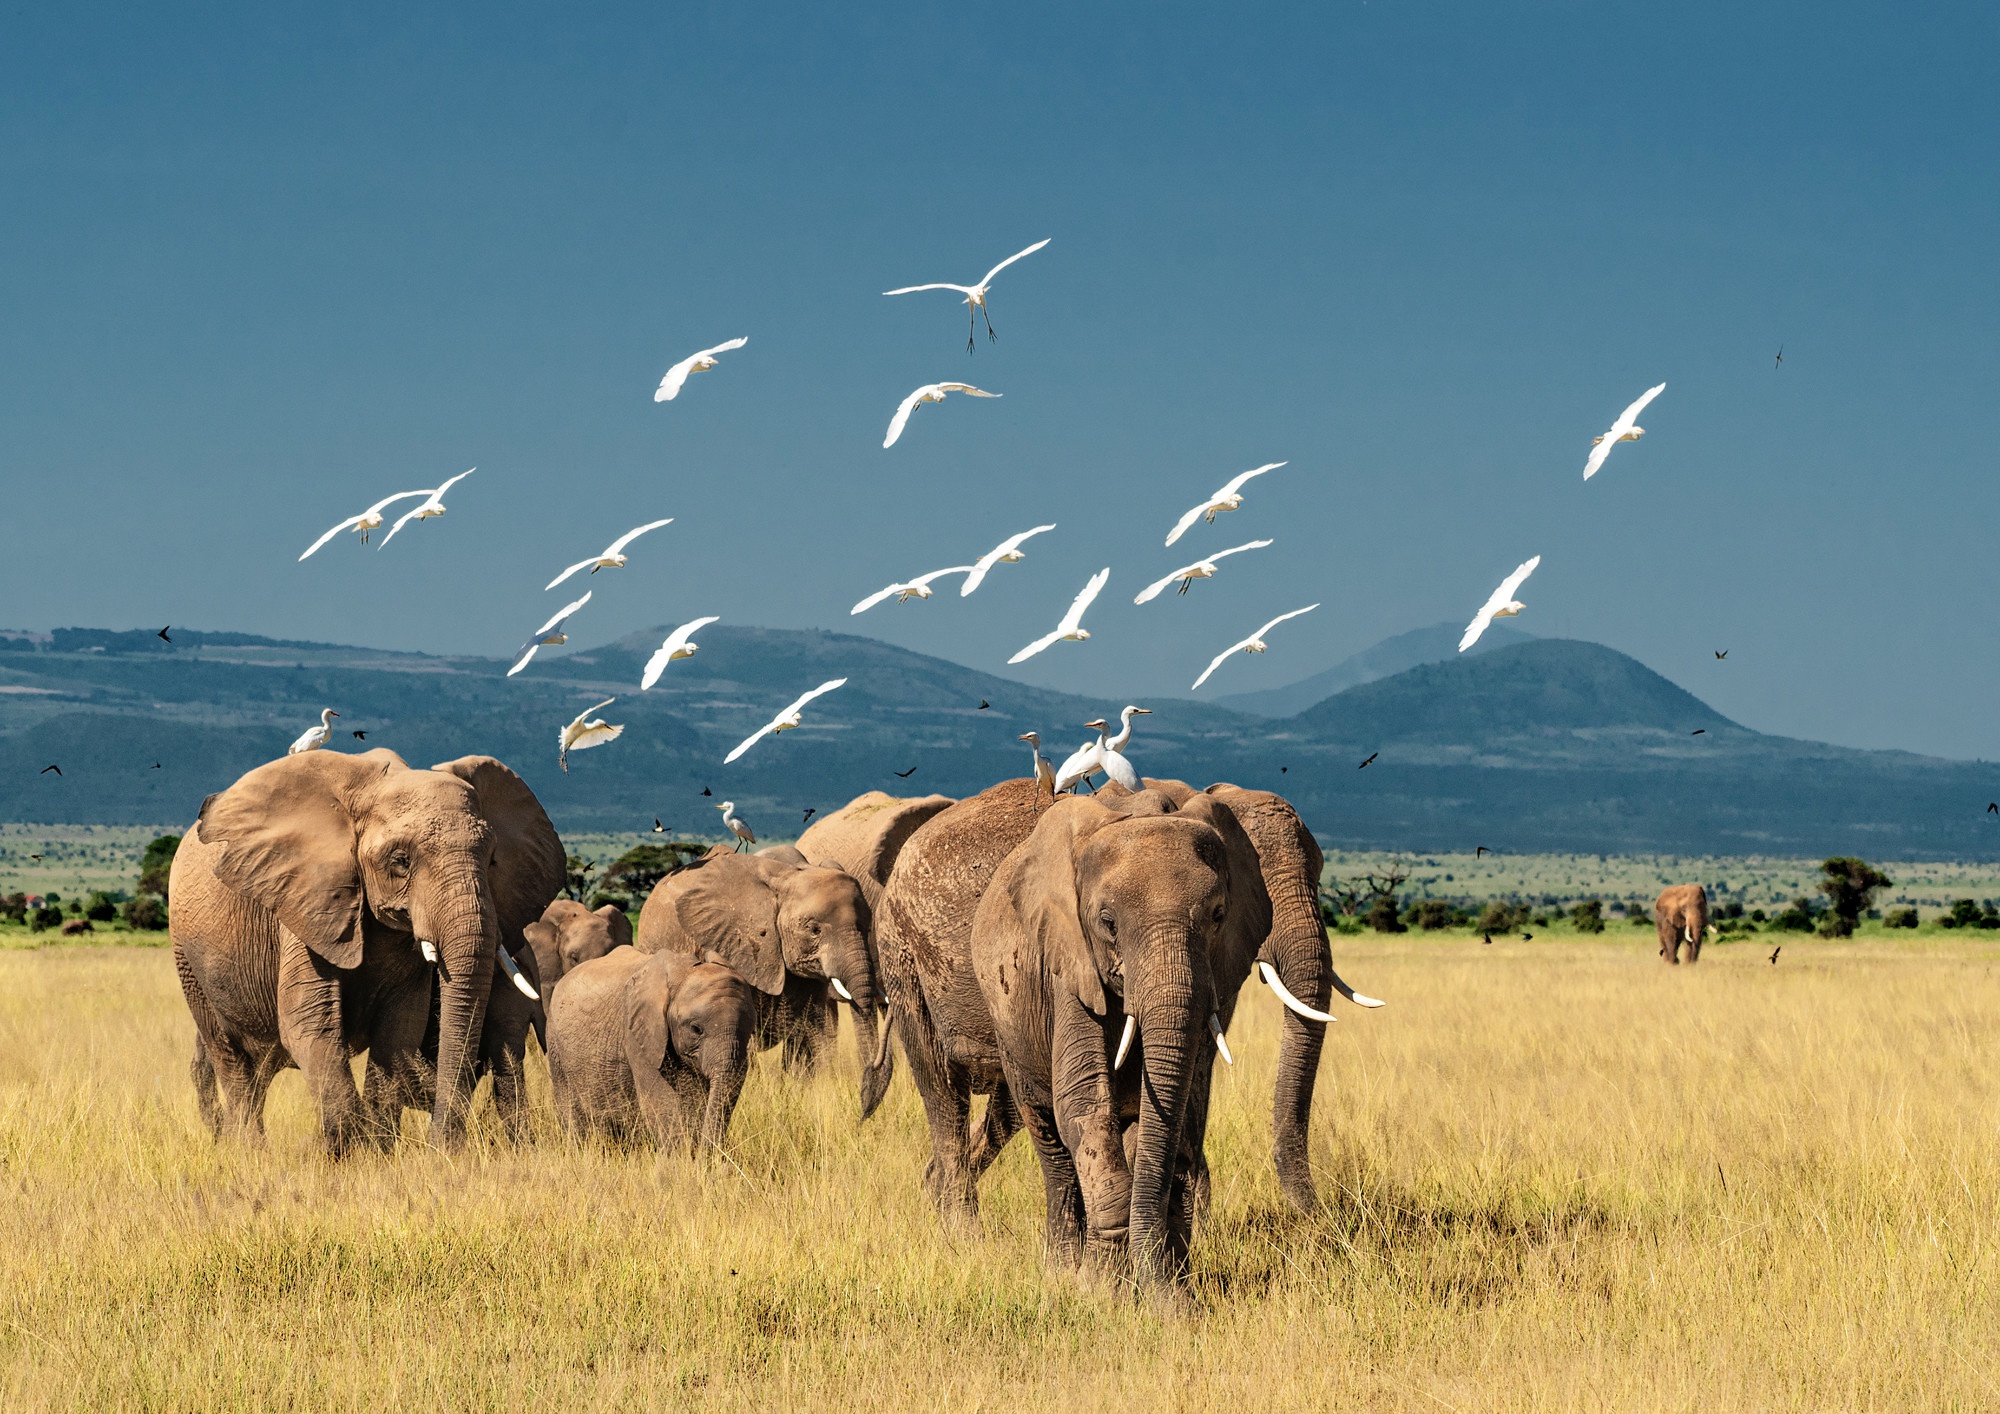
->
1211, 903, 1227, 924
389, 850, 412, 874
1098, 909, 1116, 937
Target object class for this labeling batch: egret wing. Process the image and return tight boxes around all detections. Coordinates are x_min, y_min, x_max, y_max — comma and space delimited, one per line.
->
432, 467, 477, 496
782, 678, 849, 717
535, 591, 593, 636
884, 387, 927, 448
299, 515, 364, 561
1163, 500, 1209, 548
1133, 564, 1196, 605
654, 354, 699, 402
912, 565, 976, 589
1191, 638, 1252, 691
882, 282, 973, 297
695, 337, 748, 361
1097, 748, 1140, 792
1492, 555, 1541, 605
1617, 382, 1666, 429
375, 499, 436, 549
724, 722, 778, 764
1216, 461, 1285, 499
568, 722, 623, 754
544, 557, 599, 591
935, 383, 999, 397
602, 517, 675, 557
1056, 568, 1111, 633
851, 582, 908, 615
962, 523, 1055, 596
362, 489, 431, 518
978, 238, 1051, 287
1208, 538, 1275, 562
1007, 629, 1064, 664
508, 642, 542, 677
1251, 603, 1320, 640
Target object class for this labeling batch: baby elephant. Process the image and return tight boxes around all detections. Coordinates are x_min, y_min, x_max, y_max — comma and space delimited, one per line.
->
547, 948, 758, 1151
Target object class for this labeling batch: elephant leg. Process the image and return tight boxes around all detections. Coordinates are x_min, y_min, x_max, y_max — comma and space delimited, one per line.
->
174, 945, 237, 1139
1010, 1079, 1087, 1269
1048, 1005, 1130, 1275
359, 980, 435, 1150
188, 1041, 222, 1138
1656, 914, 1680, 964
898, 997, 979, 1225
275, 940, 369, 1155
967, 1080, 1023, 1182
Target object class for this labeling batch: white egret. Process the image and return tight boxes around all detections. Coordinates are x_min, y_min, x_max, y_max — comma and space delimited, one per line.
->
1582, 383, 1665, 480
717, 801, 756, 850
288, 708, 339, 755
654, 337, 747, 403
376, 469, 476, 549
724, 678, 848, 763
1054, 721, 1109, 795
1007, 567, 1110, 664
1458, 556, 1541, 652
883, 382, 1000, 448
1132, 539, 1274, 604
298, 490, 431, 560
850, 565, 975, 615
508, 590, 592, 677
1163, 462, 1285, 547
882, 238, 1051, 351
1059, 706, 1149, 792
1191, 604, 1320, 690
545, 519, 676, 591
960, 524, 1056, 596
558, 698, 623, 773
640, 615, 720, 690
1018, 732, 1057, 798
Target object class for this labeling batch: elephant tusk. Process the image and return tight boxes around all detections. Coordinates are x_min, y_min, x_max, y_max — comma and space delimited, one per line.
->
1684, 924, 1694, 945
830, 976, 855, 1003
497, 945, 538, 1001
1209, 1013, 1235, 1066
1329, 967, 1385, 1009
872, 1009, 894, 1071
418, 938, 438, 964
1259, 962, 1337, 1024
1113, 1014, 1136, 1070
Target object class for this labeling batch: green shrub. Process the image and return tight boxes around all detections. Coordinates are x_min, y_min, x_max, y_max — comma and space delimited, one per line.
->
1884, 906, 1919, 929
1406, 899, 1455, 931
29, 905, 63, 932
138, 835, 180, 901
1773, 898, 1819, 932
1941, 899, 1982, 929
1569, 899, 1605, 933
1818, 857, 1892, 938
1476, 901, 1519, 935
121, 895, 167, 931
1366, 894, 1405, 934
602, 842, 704, 902
1330, 916, 1364, 936
0, 893, 25, 924
83, 892, 118, 922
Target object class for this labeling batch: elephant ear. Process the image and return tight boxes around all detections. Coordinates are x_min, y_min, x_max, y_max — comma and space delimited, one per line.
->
195, 749, 406, 970
522, 920, 560, 983
593, 902, 634, 950
799, 792, 955, 912
1002, 796, 1119, 1017
671, 859, 785, 994
430, 756, 565, 948
625, 951, 696, 1076
1177, 793, 1274, 976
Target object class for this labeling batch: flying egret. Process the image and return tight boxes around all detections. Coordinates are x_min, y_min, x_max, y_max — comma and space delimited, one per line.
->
654, 337, 747, 402
1458, 556, 1541, 652
1132, 539, 1274, 604
882, 238, 1051, 351
960, 524, 1056, 596
640, 616, 720, 690
1582, 383, 1665, 480
298, 490, 431, 560
508, 591, 591, 677
1007, 568, 1110, 664
289, 708, 339, 755
850, 565, 976, 615
717, 801, 756, 850
724, 678, 848, 763
883, 382, 1001, 448
1163, 463, 1285, 547
1019, 732, 1057, 799
376, 469, 476, 549
545, 519, 675, 591
558, 698, 623, 773
1191, 605, 1320, 690
1054, 721, 1109, 795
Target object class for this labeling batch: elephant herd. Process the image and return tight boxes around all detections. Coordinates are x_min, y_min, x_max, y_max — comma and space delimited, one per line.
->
168, 748, 1379, 1293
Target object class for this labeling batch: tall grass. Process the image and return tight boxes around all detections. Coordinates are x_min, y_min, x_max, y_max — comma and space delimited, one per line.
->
1, 936, 1996, 1409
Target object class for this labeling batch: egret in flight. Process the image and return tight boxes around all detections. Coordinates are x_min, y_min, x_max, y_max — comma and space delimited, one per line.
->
717, 801, 756, 850
545, 519, 675, 591
1164, 463, 1285, 547
508, 591, 591, 676
559, 698, 623, 773
376, 469, 476, 549
882, 238, 1051, 351
1007, 568, 1110, 664
654, 338, 747, 402
960, 524, 1056, 596
1191, 605, 1320, 690
850, 565, 975, 615
289, 709, 339, 755
1019, 732, 1057, 799
1132, 539, 1274, 604
724, 679, 849, 763
884, 382, 1000, 448
1582, 383, 1665, 480
640, 616, 720, 690
1459, 555, 1541, 651
298, 490, 430, 559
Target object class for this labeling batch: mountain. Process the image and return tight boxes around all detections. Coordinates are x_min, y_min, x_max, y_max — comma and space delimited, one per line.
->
1211, 619, 1537, 718
4, 625, 1998, 859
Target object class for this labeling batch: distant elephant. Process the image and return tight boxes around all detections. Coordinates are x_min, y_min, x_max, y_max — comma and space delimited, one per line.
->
546, 948, 758, 1150
171, 750, 563, 1153
520, 899, 634, 1042
636, 847, 889, 1115
1656, 884, 1709, 964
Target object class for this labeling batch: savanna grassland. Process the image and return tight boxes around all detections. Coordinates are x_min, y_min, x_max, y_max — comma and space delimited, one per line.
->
2, 931, 1998, 1410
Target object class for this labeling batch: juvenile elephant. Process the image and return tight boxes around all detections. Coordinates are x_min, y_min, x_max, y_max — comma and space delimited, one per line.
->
636, 848, 889, 1114
171, 750, 563, 1153
1656, 884, 1710, 964
520, 899, 633, 1039
546, 948, 758, 1149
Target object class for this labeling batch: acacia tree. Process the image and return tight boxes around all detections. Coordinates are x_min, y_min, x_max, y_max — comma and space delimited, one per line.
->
1818, 856, 1892, 937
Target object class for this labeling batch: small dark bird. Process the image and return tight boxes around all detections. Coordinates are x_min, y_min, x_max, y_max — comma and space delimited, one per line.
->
1521, 932, 1534, 941
1715, 650, 1727, 660
1988, 803, 1997, 815
1280, 766, 1287, 773
351, 730, 366, 740
157, 626, 171, 643
1482, 933, 1492, 945
978, 699, 990, 711
894, 767, 917, 778
1775, 345, 1783, 368
1691, 729, 1706, 736
1770, 945, 1781, 964
803, 807, 815, 824
150, 762, 161, 770
28, 854, 42, 861
652, 819, 666, 833
1359, 752, 1378, 769
1476, 846, 1490, 857
701, 787, 712, 797
39, 765, 59, 776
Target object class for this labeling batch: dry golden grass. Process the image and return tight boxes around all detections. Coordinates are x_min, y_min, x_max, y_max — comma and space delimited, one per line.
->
2, 935, 1998, 1410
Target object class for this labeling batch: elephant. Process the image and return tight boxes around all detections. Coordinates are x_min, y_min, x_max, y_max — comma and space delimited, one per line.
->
635, 846, 890, 1115
1656, 884, 1710, 964
546, 948, 758, 1150
170, 749, 563, 1154
520, 899, 634, 1041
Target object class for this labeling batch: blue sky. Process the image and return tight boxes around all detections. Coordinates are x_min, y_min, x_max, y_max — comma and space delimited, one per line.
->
3, 3, 1996, 756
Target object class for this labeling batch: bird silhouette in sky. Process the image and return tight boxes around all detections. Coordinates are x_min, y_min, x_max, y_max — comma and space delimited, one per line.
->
150, 762, 160, 770
1770, 945, 1782, 964
1359, 752, 1378, 769
1715, 650, 1727, 659
1988, 803, 1998, 815
701, 787, 711, 797
157, 626, 171, 643
1279, 766, 1287, 773
894, 767, 916, 779
1775, 346, 1783, 368
28, 853, 42, 861
978, 699, 990, 710
1521, 932, 1534, 941
1692, 729, 1706, 736
1482, 933, 1492, 945
39, 765, 59, 776
1476, 846, 1490, 857
802, 807, 815, 824
351, 730, 366, 741
652, 819, 666, 833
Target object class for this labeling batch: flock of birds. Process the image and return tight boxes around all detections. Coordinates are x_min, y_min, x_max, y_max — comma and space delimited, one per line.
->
290, 238, 1669, 841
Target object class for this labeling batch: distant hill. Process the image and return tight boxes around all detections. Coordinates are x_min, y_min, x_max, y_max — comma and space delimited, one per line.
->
1212, 619, 1537, 718
3, 625, 1997, 859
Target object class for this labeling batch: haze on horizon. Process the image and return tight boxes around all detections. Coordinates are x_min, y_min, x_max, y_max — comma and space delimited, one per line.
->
2, 4, 1994, 758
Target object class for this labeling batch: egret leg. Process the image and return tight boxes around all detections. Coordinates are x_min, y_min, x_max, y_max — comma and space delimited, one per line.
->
966, 306, 976, 354
983, 305, 997, 342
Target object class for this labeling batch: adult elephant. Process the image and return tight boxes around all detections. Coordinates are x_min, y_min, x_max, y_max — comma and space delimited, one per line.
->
171, 749, 564, 1153
1656, 884, 1710, 964
635, 847, 890, 1115
519, 899, 634, 1042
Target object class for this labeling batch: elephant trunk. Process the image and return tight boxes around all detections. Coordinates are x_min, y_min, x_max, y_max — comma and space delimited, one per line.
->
422, 883, 498, 1150
824, 928, 894, 1119
1128, 931, 1205, 1290
698, 1058, 748, 1152
1266, 877, 1334, 1213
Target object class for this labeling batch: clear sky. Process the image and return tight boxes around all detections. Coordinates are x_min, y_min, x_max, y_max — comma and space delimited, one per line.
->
3, 3, 1995, 757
